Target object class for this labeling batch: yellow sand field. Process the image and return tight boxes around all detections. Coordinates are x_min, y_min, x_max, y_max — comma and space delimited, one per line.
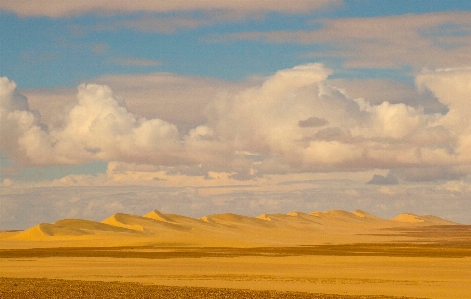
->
1, 210, 470, 298
1, 252, 470, 298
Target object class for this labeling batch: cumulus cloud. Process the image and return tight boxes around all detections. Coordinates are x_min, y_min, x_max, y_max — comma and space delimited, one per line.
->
23, 73, 253, 132
2, 63, 471, 178
0, 77, 51, 165
205, 63, 465, 173
328, 78, 447, 114
416, 67, 471, 161
1, 78, 182, 166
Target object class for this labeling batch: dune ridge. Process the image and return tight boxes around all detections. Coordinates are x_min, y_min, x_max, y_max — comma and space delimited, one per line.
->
4, 209, 459, 246
391, 213, 456, 225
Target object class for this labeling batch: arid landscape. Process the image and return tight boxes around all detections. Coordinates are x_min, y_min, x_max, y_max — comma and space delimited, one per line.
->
1, 209, 471, 298
3, 1, 471, 298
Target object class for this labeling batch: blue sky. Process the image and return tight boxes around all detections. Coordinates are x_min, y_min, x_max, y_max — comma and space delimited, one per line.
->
1, 1, 471, 229
3, 0, 471, 88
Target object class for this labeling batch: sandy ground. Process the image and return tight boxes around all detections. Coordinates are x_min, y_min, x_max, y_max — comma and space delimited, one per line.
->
0, 277, 422, 299
1, 212, 470, 298
1, 244, 471, 299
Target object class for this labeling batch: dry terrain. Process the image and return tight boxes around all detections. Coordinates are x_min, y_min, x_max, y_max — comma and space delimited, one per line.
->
1, 210, 471, 298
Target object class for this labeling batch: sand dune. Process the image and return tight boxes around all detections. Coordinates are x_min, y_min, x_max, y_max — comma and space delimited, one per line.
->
200, 213, 273, 228
3, 209, 460, 246
311, 210, 381, 222
54, 219, 134, 233
8, 219, 140, 241
102, 213, 189, 233
10, 223, 89, 240
392, 213, 457, 225
2, 210, 469, 299
143, 210, 176, 223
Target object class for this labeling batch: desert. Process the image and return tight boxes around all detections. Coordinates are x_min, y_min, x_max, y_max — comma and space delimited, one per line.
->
1, 209, 471, 299
3, 2, 471, 298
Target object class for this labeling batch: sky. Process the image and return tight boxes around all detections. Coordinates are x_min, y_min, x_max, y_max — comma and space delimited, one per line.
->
1, 1, 471, 229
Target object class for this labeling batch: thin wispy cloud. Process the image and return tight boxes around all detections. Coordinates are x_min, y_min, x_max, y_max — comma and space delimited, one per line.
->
0, 0, 342, 17
209, 12, 471, 68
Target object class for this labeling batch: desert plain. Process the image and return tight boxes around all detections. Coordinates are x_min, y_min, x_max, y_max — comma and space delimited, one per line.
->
1, 209, 471, 299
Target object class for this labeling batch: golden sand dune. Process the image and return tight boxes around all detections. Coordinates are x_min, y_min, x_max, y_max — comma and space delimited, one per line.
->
143, 210, 177, 223
102, 213, 187, 232
3, 209, 461, 246
391, 213, 456, 225
8, 219, 138, 240
200, 213, 273, 228
54, 219, 135, 233
11, 223, 89, 239
2, 211, 469, 299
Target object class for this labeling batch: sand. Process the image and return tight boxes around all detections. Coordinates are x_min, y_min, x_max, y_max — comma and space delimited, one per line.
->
1, 243, 471, 298
0, 277, 423, 299
1, 210, 470, 298
1, 209, 464, 247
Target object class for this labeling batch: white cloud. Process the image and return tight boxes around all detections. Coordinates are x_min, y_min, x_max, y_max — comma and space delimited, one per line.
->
0, 77, 52, 164
93, 73, 254, 132
99, 16, 214, 34
0, 0, 342, 17
353, 99, 436, 139
204, 63, 467, 172
1, 78, 181, 166
2, 63, 471, 177
53, 84, 181, 165
416, 67, 471, 161
212, 12, 471, 69
328, 78, 447, 114
22, 73, 254, 132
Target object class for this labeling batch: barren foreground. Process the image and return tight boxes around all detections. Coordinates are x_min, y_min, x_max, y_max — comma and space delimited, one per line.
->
1, 243, 471, 299
1, 210, 471, 298
0, 277, 422, 299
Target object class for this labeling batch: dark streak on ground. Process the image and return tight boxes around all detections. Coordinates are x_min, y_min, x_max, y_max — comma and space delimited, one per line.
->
1, 242, 471, 259
0, 277, 426, 299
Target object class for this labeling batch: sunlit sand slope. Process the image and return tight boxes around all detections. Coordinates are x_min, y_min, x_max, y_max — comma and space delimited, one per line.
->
392, 213, 456, 225
3, 209, 460, 246
8, 219, 138, 241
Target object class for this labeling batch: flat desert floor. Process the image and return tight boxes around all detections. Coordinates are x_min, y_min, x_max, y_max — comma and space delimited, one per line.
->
1, 210, 471, 298
1, 243, 471, 299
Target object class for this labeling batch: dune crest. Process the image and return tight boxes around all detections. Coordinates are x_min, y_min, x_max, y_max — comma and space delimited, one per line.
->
9, 224, 84, 240
392, 213, 424, 223
54, 219, 132, 232
143, 210, 176, 223
256, 214, 272, 221
5, 209, 460, 246
102, 214, 146, 231
391, 213, 456, 225
352, 210, 378, 219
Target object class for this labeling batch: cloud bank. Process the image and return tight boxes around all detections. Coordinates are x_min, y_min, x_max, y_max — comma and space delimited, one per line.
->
2, 64, 471, 179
